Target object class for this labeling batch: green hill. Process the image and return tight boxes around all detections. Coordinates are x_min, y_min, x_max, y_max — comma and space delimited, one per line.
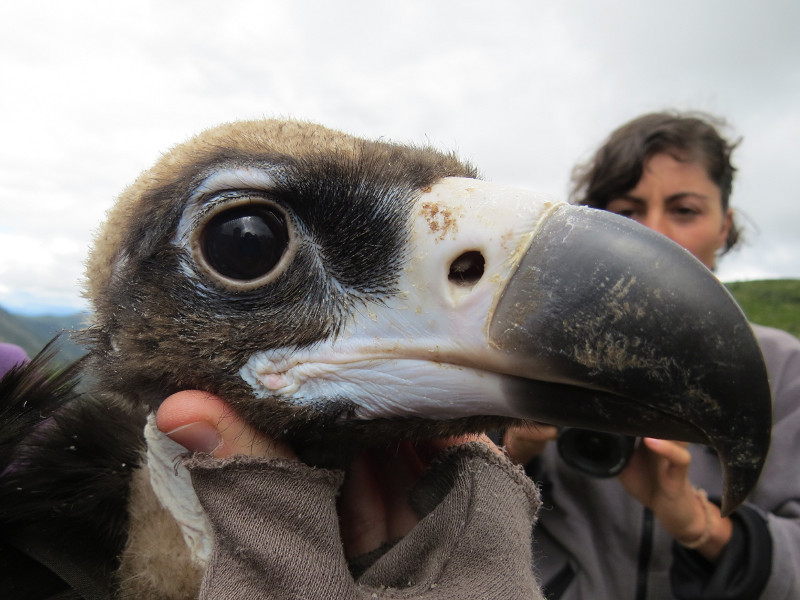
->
0, 305, 88, 363
725, 279, 800, 338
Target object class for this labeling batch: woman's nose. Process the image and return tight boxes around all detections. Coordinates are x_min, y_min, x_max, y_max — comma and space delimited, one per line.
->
641, 212, 669, 237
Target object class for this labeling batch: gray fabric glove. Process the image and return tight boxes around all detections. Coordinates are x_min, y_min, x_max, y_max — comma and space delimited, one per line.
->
186, 442, 543, 599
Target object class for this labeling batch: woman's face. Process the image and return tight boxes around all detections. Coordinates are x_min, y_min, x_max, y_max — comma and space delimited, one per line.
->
605, 153, 733, 269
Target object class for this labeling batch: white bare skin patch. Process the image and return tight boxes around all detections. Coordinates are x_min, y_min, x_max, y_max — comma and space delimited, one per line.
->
239, 177, 564, 419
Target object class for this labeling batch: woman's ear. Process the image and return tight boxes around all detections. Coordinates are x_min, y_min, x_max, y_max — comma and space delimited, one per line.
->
717, 208, 734, 250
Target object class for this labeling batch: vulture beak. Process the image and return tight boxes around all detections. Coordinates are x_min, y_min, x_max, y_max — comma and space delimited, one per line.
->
240, 177, 771, 515
487, 203, 771, 514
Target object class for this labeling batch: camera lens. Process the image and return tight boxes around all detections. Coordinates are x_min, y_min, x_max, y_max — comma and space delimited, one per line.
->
556, 428, 636, 477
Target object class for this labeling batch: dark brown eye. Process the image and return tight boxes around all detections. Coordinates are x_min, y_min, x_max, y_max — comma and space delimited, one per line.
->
201, 205, 289, 281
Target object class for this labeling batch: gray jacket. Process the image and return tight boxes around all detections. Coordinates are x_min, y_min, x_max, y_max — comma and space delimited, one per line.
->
529, 324, 800, 600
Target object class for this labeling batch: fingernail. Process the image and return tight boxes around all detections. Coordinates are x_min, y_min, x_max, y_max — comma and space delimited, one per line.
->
165, 422, 222, 454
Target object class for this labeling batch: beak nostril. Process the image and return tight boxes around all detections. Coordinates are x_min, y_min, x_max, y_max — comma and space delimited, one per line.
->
448, 251, 485, 287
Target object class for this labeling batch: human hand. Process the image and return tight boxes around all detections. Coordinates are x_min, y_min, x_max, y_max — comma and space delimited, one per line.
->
618, 438, 732, 560
157, 390, 542, 599
503, 422, 559, 465
156, 390, 296, 459
156, 390, 504, 559
338, 434, 502, 559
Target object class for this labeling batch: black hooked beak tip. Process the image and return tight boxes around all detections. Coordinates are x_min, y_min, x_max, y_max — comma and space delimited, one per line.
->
489, 205, 771, 515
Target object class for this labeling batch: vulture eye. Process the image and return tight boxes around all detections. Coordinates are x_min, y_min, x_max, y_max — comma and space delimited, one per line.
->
198, 203, 292, 286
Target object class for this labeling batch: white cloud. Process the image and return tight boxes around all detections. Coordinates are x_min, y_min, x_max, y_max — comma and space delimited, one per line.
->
1, 0, 798, 314
0, 233, 88, 313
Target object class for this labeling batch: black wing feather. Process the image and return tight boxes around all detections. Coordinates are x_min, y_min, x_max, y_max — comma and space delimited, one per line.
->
0, 340, 146, 598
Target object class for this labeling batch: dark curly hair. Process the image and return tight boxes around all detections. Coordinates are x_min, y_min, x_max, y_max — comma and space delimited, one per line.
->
570, 111, 741, 253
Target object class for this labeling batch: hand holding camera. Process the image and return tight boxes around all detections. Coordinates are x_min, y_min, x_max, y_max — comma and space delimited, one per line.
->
504, 424, 637, 478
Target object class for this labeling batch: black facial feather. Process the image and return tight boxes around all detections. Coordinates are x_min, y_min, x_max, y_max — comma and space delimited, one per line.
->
280, 141, 475, 295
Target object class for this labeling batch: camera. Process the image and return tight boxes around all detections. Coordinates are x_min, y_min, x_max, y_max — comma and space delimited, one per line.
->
556, 427, 637, 478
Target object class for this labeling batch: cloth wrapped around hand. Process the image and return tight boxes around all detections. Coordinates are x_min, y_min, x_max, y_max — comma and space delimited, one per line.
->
186, 442, 543, 599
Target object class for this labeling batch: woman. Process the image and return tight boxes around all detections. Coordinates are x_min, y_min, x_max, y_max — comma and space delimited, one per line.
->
506, 112, 800, 599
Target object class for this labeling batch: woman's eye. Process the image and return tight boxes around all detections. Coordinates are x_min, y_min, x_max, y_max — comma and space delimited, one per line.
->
607, 205, 639, 220
672, 206, 700, 219
201, 205, 290, 281
606, 199, 640, 220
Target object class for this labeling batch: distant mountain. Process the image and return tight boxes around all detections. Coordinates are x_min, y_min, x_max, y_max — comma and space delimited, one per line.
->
0, 305, 89, 363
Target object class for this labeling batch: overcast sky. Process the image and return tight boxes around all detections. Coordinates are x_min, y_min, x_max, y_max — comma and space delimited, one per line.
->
1, 0, 798, 315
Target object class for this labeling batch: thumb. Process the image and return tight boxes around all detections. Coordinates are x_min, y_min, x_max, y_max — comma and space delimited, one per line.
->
156, 390, 295, 460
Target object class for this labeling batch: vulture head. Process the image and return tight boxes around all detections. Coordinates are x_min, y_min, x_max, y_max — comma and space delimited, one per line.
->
85, 119, 768, 506
1, 119, 771, 598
